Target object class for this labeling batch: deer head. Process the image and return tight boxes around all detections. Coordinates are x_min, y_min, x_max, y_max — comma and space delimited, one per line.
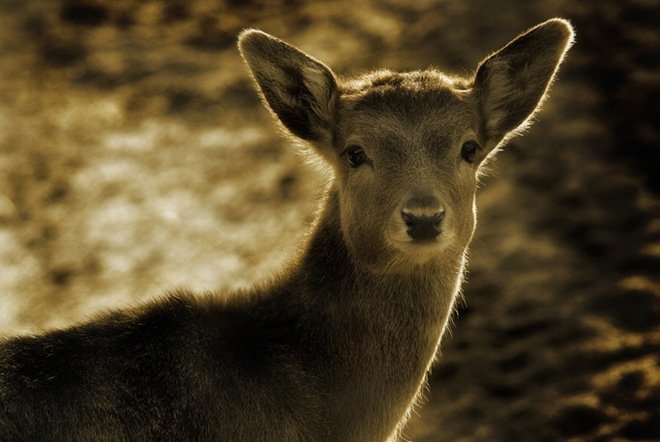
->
239, 19, 574, 273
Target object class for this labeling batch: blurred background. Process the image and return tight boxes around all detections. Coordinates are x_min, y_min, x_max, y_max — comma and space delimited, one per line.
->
0, 0, 658, 440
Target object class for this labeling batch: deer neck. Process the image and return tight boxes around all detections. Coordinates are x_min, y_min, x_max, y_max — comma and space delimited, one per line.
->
293, 186, 467, 440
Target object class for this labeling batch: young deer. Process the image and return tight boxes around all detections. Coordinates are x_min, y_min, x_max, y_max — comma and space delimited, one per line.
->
0, 19, 573, 441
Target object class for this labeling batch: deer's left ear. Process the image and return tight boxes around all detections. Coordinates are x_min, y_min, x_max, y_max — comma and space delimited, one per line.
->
473, 18, 574, 145
238, 29, 338, 144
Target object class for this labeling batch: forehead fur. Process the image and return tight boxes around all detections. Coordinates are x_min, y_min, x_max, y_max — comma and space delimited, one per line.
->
338, 70, 476, 148
340, 70, 471, 112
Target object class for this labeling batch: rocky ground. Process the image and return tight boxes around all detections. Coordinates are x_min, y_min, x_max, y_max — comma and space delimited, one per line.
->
0, 1, 658, 441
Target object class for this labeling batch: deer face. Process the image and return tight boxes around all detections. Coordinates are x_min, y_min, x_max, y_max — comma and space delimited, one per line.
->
238, 20, 573, 271
333, 74, 480, 269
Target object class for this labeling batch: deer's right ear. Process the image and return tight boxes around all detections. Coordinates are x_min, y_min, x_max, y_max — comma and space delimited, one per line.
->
473, 19, 574, 146
238, 29, 338, 143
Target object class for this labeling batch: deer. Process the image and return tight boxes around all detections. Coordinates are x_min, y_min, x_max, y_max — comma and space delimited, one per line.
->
0, 19, 573, 441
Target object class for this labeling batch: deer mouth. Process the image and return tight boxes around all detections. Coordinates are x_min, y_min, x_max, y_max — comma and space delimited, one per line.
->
409, 236, 441, 246
386, 221, 453, 258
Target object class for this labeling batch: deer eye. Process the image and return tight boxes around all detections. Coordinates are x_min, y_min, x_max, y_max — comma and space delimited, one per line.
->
460, 140, 479, 164
345, 145, 369, 168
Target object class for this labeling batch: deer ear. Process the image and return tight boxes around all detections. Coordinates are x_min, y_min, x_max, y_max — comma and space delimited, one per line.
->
238, 29, 338, 143
473, 18, 574, 144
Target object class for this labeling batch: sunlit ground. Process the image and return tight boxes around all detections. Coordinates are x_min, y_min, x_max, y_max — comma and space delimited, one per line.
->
0, 1, 658, 440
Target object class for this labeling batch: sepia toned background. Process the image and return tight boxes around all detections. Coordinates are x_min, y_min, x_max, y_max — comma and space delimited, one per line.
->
0, 0, 658, 440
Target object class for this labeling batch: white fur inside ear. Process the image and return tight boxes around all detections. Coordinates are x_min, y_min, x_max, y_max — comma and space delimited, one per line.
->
302, 65, 336, 123
245, 54, 295, 106
480, 59, 514, 134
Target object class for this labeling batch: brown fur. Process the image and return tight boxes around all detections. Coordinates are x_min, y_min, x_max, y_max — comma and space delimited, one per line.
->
0, 19, 573, 441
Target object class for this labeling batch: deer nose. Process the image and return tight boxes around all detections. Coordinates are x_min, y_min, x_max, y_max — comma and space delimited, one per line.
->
401, 194, 445, 241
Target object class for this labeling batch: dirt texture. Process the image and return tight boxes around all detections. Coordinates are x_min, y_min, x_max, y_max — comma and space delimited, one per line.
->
0, 1, 658, 441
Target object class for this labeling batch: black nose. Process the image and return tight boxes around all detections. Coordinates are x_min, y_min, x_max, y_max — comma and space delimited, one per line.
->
401, 194, 445, 241
402, 211, 444, 241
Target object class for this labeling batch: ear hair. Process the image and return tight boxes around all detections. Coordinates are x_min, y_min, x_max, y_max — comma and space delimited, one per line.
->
474, 18, 575, 146
238, 29, 338, 144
